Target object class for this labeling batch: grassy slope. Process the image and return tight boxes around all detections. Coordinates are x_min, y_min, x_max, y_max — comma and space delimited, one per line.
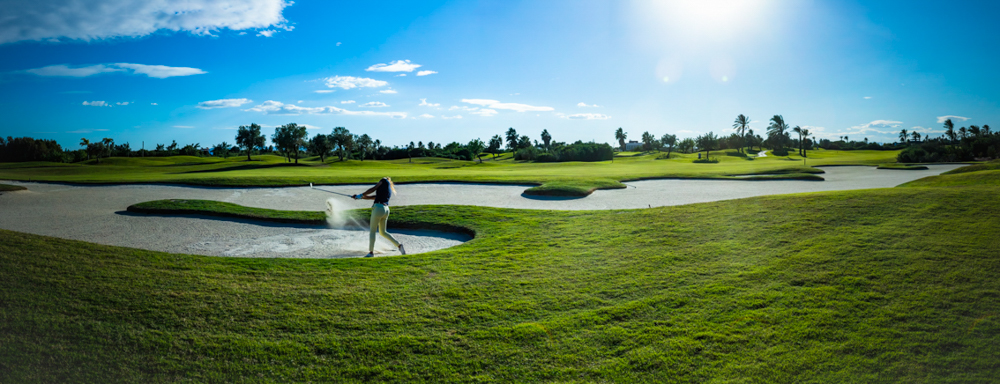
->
0, 183, 27, 192
0, 149, 898, 195
900, 161, 1000, 187
128, 199, 327, 224
3, 182, 999, 382
877, 163, 929, 170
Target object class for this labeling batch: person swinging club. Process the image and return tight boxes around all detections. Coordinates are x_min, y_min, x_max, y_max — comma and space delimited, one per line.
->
353, 177, 406, 257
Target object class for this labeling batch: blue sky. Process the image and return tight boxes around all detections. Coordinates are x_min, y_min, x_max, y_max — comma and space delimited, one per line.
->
1, 0, 998, 149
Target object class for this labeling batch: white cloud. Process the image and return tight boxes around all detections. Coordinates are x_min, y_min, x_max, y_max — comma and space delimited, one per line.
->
449, 105, 479, 111
462, 98, 554, 112
257, 30, 276, 37
322, 76, 388, 89
197, 98, 252, 109
23, 63, 206, 78
0, 0, 293, 45
245, 100, 406, 118
380, 89, 398, 94
296, 100, 303, 103
341, 100, 355, 104
419, 98, 439, 107
396, 74, 407, 77
863, 96, 872, 100
442, 115, 462, 119
174, 125, 195, 129
937, 115, 970, 124
360, 101, 389, 108
314, 90, 334, 94
116, 101, 130, 106
417, 114, 435, 118
82, 100, 109, 107
577, 102, 600, 107
150, 102, 158, 105
416, 70, 437, 76
366, 60, 421, 72
565, 113, 610, 120
469, 109, 498, 117
336, 42, 342, 46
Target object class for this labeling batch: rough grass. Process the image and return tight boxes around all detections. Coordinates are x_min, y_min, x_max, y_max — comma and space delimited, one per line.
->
877, 163, 929, 170
0, 149, 897, 196
2, 180, 999, 381
0, 183, 26, 192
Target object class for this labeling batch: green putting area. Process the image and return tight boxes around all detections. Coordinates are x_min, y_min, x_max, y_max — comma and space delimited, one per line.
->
0, 149, 899, 195
2, 163, 998, 382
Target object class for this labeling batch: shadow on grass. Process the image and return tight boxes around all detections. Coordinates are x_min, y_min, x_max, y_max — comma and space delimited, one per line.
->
174, 162, 310, 174
520, 193, 587, 201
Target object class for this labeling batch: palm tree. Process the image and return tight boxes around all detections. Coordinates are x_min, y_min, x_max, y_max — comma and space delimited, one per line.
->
943, 119, 956, 144
792, 126, 804, 156
79, 138, 90, 160
767, 115, 789, 150
899, 129, 908, 144
795, 127, 809, 157
614, 127, 627, 151
733, 114, 750, 153
540, 129, 552, 151
505, 128, 519, 151
910, 131, 921, 143
959, 127, 968, 140
746, 129, 755, 152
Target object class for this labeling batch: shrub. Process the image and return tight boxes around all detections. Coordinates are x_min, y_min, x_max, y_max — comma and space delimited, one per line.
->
772, 148, 790, 156
535, 153, 558, 162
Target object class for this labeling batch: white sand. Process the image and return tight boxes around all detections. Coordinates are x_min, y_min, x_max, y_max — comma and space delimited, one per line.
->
0, 164, 961, 257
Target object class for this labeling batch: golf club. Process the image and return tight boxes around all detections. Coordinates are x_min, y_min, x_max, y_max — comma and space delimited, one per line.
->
311, 183, 358, 198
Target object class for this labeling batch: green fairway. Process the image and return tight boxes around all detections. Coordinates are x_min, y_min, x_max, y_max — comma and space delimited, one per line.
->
0, 149, 900, 195
0, 183, 26, 192
2, 168, 999, 382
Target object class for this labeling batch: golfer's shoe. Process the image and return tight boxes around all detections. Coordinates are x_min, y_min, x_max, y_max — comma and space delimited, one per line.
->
365, 252, 374, 258
398, 244, 407, 255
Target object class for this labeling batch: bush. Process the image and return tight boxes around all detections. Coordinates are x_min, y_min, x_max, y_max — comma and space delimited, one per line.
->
535, 153, 558, 162
693, 158, 719, 164
772, 148, 790, 156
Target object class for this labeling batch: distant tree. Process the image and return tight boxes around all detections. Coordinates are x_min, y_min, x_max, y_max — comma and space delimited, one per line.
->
308, 134, 332, 162
733, 114, 750, 153
79, 138, 90, 160
696, 132, 719, 160
911, 131, 921, 142
641, 131, 655, 151
660, 133, 677, 159
467, 138, 486, 163
799, 128, 811, 157
518, 135, 532, 149
101, 138, 114, 159
983, 124, 992, 136
615, 127, 627, 151
792, 126, 804, 156
357, 134, 373, 161
373, 139, 382, 160
767, 115, 789, 150
236, 123, 265, 161
487, 135, 503, 159
344, 135, 358, 159
219, 141, 230, 158
899, 129, 909, 144
167, 140, 178, 153
331, 127, 352, 161
970, 125, 982, 138
678, 137, 696, 153
505, 128, 519, 151
943, 119, 956, 144
959, 127, 968, 140
541, 129, 552, 151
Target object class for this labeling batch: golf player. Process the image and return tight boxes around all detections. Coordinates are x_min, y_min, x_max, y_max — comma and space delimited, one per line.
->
354, 177, 406, 257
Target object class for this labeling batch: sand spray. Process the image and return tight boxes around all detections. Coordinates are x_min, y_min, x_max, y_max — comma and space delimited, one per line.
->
325, 197, 396, 253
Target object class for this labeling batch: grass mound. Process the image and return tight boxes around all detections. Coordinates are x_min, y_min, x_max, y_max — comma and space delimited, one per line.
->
2, 182, 999, 381
128, 199, 326, 224
736, 173, 824, 181
0, 183, 26, 192
877, 163, 929, 170
522, 179, 626, 197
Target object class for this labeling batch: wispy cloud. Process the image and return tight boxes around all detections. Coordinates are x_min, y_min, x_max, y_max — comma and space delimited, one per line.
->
341, 100, 355, 104
442, 115, 462, 119
174, 125, 195, 129
937, 115, 970, 124
115, 101, 130, 106
863, 96, 872, 99
380, 89, 398, 94
23, 63, 206, 78
360, 101, 389, 108
150, 102, 158, 105
419, 98, 439, 107
577, 102, 600, 107
462, 99, 554, 112
322, 76, 388, 90
366, 60, 420, 72
417, 114, 435, 119
245, 100, 406, 118
314, 90, 334, 94
82, 100, 109, 107
416, 70, 437, 76
469, 109, 498, 117
0, 0, 293, 45
197, 98, 252, 109
257, 30, 276, 37
564, 113, 610, 120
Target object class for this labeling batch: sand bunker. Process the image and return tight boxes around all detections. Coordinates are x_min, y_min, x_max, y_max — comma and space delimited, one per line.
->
0, 165, 961, 258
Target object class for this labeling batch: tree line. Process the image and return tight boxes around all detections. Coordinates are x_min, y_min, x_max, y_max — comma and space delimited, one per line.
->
897, 119, 997, 162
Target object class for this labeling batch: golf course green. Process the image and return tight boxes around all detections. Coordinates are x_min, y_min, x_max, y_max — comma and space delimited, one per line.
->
2, 156, 998, 382
0, 149, 895, 196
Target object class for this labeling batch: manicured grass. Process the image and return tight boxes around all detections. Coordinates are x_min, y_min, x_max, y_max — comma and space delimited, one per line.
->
0, 183, 26, 192
0, 149, 897, 196
128, 199, 327, 224
736, 173, 824, 181
877, 163, 929, 170
522, 178, 625, 196
2, 179, 999, 381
